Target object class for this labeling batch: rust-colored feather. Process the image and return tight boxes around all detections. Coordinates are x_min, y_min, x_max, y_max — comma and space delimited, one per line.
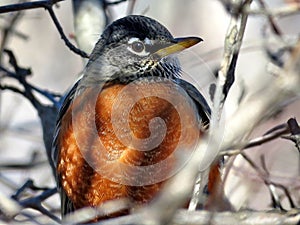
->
57, 81, 200, 214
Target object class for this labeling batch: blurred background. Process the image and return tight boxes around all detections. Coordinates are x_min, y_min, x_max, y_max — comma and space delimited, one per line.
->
0, 0, 299, 223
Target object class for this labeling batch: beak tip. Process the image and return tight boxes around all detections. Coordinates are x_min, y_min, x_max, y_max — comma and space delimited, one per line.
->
175, 36, 203, 49
192, 37, 203, 44
154, 36, 204, 59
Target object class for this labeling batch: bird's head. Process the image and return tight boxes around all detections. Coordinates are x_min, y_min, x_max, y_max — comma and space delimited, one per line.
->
84, 15, 202, 84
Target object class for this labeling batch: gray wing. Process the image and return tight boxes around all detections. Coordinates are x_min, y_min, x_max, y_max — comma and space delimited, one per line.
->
175, 78, 211, 125
51, 80, 80, 216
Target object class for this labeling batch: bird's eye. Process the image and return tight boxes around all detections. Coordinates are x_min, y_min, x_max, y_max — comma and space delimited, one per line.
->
131, 41, 145, 53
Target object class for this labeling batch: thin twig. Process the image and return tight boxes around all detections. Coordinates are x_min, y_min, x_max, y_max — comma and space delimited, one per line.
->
62, 199, 130, 224
0, 0, 89, 58
255, 0, 283, 35
0, 51, 61, 107
0, 10, 23, 63
46, 5, 89, 58
0, 84, 24, 96
10, 180, 59, 223
0, 160, 46, 170
218, 0, 252, 100
244, 124, 289, 149
222, 123, 290, 156
0, 0, 63, 13
0, 25, 28, 41
0, 50, 59, 174
241, 153, 297, 210
17, 188, 60, 223
241, 153, 284, 210
244, 3, 300, 17
260, 155, 284, 210
0, 191, 22, 220
105, 0, 128, 6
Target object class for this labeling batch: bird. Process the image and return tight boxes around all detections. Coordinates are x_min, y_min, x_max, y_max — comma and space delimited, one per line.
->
51, 15, 215, 221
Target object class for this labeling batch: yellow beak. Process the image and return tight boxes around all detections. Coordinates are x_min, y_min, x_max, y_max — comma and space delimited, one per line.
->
153, 37, 202, 59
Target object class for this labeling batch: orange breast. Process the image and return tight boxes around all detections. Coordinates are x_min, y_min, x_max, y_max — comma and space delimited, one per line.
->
57, 78, 201, 214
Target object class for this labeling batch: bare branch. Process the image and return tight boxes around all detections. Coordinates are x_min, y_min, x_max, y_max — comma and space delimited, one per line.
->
11, 180, 60, 223
128, 2, 299, 224
0, 0, 89, 58
0, 159, 46, 170
255, 0, 283, 35
105, 0, 128, 6
0, 50, 61, 107
241, 153, 284, 210
0, 50, 59, 174
93, 209, 300, 225
189, 0, 253, 212
244, 3, 300, 17
222, 122, 290, 156
0, 191, 22, 221
0, 0, 64, 13
1, 1, 299, 224
17, 189, 60, 223
241, 153, 297, 210
62, 199, 130, 224
217, 0, 252, 100
46, 4, 89, 58
0, 10, 23, 63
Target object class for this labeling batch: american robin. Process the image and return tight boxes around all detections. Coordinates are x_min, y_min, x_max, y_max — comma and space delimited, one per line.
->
52, 15, 215, 220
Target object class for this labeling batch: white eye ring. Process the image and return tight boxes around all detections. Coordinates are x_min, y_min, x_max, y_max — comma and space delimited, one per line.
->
131, 41, 145, 53
127, 37, 150, 56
